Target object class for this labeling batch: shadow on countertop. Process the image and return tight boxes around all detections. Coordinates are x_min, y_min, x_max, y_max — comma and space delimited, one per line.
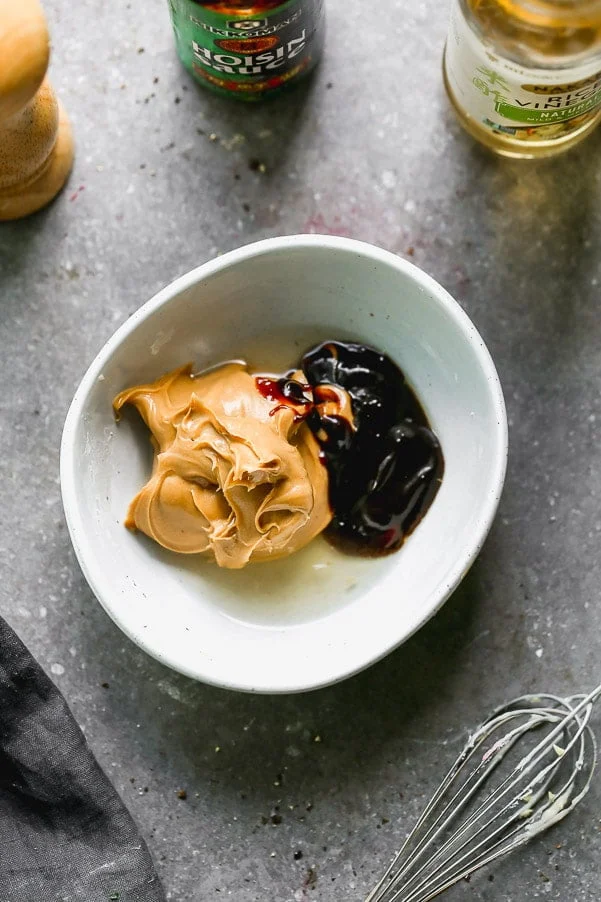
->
70, 539, 489, 804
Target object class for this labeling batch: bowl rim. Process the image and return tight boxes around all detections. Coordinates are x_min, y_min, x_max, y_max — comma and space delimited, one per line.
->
60, 234, 508, 693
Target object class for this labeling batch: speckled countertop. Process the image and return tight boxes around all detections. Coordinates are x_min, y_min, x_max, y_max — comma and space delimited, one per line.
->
1, 1, 601, 899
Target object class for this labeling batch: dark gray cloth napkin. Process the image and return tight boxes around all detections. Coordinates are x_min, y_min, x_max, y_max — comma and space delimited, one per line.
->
0, 616, 165, 902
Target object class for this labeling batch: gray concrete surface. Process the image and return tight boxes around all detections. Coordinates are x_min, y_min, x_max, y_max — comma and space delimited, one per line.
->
1, 0, 601, 899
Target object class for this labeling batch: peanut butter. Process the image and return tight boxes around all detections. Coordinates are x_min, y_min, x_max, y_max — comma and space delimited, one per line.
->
113, 362, 351, 569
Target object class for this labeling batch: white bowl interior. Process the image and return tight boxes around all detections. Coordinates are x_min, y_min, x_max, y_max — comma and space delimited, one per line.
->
61, 237, 506, 692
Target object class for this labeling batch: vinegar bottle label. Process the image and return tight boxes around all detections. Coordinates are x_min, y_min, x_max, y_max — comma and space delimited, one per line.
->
445, 0, 601, 137
168, 0, 325, 99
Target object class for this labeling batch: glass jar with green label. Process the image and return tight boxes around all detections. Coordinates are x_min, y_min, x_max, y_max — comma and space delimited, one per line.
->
444, 0, 601, 158
168, 0, 325, 100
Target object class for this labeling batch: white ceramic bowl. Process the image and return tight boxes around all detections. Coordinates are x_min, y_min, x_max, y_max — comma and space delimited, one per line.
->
61, 235, 507, 693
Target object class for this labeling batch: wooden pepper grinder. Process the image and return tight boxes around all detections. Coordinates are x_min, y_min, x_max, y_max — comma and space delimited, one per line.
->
0, 0, 74, 220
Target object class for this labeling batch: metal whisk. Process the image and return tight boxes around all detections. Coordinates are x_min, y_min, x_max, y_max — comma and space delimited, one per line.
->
366, 683, 601, 902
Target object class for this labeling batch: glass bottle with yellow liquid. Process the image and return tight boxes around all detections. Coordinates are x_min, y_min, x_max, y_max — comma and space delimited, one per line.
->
444, 0, 601, 157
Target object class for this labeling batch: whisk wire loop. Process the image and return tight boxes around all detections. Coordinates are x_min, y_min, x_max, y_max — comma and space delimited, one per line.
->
366, 684, 601, 902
